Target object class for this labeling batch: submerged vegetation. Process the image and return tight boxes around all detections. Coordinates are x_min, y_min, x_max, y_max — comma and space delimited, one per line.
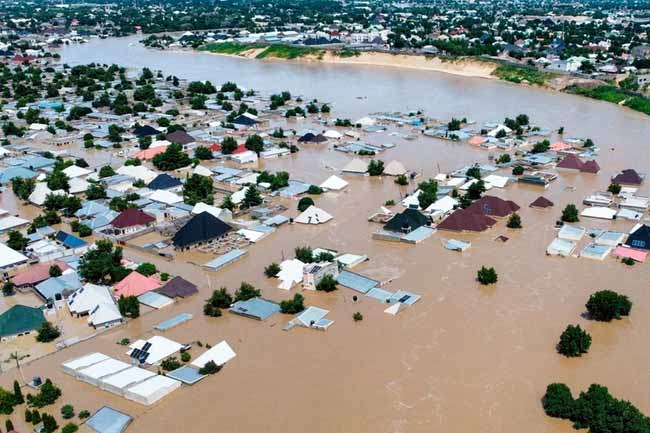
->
492, 64, 555, 86
202, 43, 323, 60
568, 85, 650, 116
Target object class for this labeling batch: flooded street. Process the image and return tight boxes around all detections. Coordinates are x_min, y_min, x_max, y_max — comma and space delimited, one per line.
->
0, 36, 648, 433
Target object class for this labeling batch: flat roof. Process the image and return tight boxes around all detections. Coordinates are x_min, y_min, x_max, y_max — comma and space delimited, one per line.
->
86, 406, 132, 433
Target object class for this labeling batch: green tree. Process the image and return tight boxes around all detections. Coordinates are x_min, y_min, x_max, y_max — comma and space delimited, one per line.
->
512, 165, 524, 175
36, 322, 60, 343
60, 404, 74, 419
557, 324, 591, 357
98, 165, 116, 178
135, 262, 156, 276
117, 295, 140, 318
561, 204, 579, 223
49, 265, 62, 277
194, 146, 213, 160
220, 136, 238, 155
13, 380, 23, 405
506, 213, 522, 228
244, 134, 264, 154
234, 282, 260, 302
206, 287, 233, 309
294, 246, 313, 263
46, 170, 69, 191
353, 312, 363, 322
264, 262, 280, 278
61, 422, 79, 433
198, 361, 221, 375
160, 357, 182, 371
607, 183, 621, 194
280, 293, 305, 314
152, 143, 191, 171
6, 231, 28, 251
183, 174, 213, 206
27, 379, 61, 408
316, 274, 337, 292
241, 185, 262, 209
585, 290, 632, 322
542, 383, 575, 419
477, 266, 498, 285
367, 160, 384, 176
297, 197, 314, 212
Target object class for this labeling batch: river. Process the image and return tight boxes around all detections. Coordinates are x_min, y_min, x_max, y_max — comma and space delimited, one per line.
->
2, 35, 647, 433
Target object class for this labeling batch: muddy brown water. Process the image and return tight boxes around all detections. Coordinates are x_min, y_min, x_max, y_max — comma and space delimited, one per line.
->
0, 36, 649, 433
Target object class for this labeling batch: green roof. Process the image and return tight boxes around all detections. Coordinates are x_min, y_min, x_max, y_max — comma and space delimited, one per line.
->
0, 305, 46, 338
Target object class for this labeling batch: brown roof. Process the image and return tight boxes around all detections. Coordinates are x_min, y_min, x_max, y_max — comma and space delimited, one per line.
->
529, 196, 554, 208
166, 130, 195, 145
580, 160, 600, 174
11, 261, 70, 286
465, 195, 520, 218
110, 208, 155, 228
556, 154, 584, 170
437, 208, 497, 232
156, 276, 198, 298
613, 169, 643, 185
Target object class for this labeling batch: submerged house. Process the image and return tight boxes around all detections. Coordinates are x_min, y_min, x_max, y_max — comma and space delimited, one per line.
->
302, 262, 339, 290
612, 169, 644, 185
107, 209, 156, 237
383, 208, 431, 233
436, 208, 497, 232
156, 276, 198, 299
172, 212, 232, 250
625, 225, 650, 250
529, 196, 554, 208
465, 195, 520, 218
0, 305, 46, 341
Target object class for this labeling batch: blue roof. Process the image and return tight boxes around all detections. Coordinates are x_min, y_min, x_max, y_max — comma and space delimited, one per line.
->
0, 166, 38, 184
337, 270, 378, 294
230, 297, 280, 320
389, 290, 421, 305
204, 249, 247, 270
278, 180, 311, 198
166, 365, 206, 385
34, 273, 82, 300
148, 173, 182, 190
55, 231, 88, 249
365, 287, 393, 302
154, 313, 193, 331
75, 201, 110, 218
86, 406, 132, 433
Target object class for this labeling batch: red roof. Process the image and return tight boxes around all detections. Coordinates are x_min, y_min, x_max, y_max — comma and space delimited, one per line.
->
11, 261, 70, 286
580, 160, 600, 174
465, 195, 520, 218
437, 208, 497, 232
110, 208, 155, 228
211, 143, 247, 154
529, 196, 554, 208
556, 154, 584, 170
113, 271, 161, 298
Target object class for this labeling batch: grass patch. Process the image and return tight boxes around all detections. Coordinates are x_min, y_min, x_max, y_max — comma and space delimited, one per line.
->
333, 48, 361, 58
568, 85, 628, 104
623, 96, 650, 115
492, 64, 554, 86
255, 45, 322, 60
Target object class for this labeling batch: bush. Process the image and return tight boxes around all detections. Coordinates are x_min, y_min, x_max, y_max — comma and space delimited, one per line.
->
557, 324, 591, 357
294, 246, 313, 263
307, 185, 323, 195
36, 322, 60, 343
585, 290, 632, 321
297, 197, 314, 212
512, 165, 524, 175
117, 295, 140, 318
316, 274, 337, 292
622, 257, 635, 266
542, 383, 575, 419
280, 293, 305, 314
160, 273, 170, 281
198, 360, 222, 375
367, 160, 384, 176
62, 422, 79, 433
61, 404, 75, 419
181, 352, 191, 362
561, 204, 579, 223
264, 262, 280, 278
477, 266, 498, 285
506, 213, 522, 229
203, 303, 222, 317
353, 312, 363, 322
136, 262, 157, 276
607, 183, 622, 194
161, 357, 182, 371
27, 379, 61, 408
78, 410, 90, 419
394, 174, 408, 185
206, 287, 232, 309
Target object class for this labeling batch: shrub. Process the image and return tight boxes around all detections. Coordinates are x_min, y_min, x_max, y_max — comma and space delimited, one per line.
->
307, 185, 323, 195
557, 324, 591, 357
512, 165, 524, 175
36, 322, 60, 343
367, 160, 384, 176
160, 272, 170, 281
203, 303, 222, 317
161, 357, 182, 371
280, 293, 305, 314
198, 360, 222, 375
477, 266, 498, 285
78, 410, 90, 419
294, 246, 313, 263
353, 312, 363, 322
394, 174, 408, 185
135, 262, 157, 276
27, 379, 61, 408
297, 197, 314, 212
622, 257, 635, 266
506, 213, 522, 228
61, 404, 74, 419
181, 352, 191, 362
316, 274, 337, 292
561, 204, 579, 223
264, 262, 281, 278
62, 422, 79, 433
234, 282, 260, 302
607, 183, 622, 194
207, 287, 232, 309
585, 290, 632, 321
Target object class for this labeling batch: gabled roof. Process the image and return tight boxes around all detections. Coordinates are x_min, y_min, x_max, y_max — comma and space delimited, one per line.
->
436, 208, 497, 232
556, 154, 584, 170
529, 196, 554, 208
613, 169, 643, 185
133, 125, 161, 137
166, 130, 195, 145
110, 208, 155, 228
172, 212, 232, 248
580, 160, 600, 174
625, 224, 650, 250
465, 195, 520, 218
147, 173, 182, 190
113, 271, 161, 298
12, 261, 70, 286
383, 208, 430, 233
232, 115, 257, 126
157, 276, 198, 298
0, 305, 45, 338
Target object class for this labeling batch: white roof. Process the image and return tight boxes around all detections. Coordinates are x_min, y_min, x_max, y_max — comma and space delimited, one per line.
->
0, 243, 28, 268
100, 366, 155, 390
117, 165, 157, 183
192, 340, 236, 368
191, 202, 230, 220
319, 175, 348, 191
277, 259, 305, 290
230, 151, 258, 164
341, 159, 368, 173
355, 116, 376, 126
128, 335, 183, 365
234, 173, 258, 185
78, 358, 131, 380
425, 196, 458, 214
62, 165, 92, 178
125, 375, 180, 401
445, 177, 465, 187
150, 139, 171, 149
460, 178, 492, 191
487, 124, 512, 137
323, 130, 343, 139
401, 190, 422, 208
68, 283, 114, 315
434, 173, 447, 182
295, 205, 332, 225
483, 174, 509, 188
558, 224, 586, 241
581, 206, 617, 220
29, 182, 66, 206
63, 352, 110, 372
0, 215, 29, 231
148, 189, 182, 205
383, 160, 407, 176
193, 165, 213, 177
69, 177, 90, 194
89, 302, 122, 327
231, 186, 249, 205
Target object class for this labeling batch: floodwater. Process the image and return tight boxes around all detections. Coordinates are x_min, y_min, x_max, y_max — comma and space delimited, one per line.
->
0, 36, 649, 433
